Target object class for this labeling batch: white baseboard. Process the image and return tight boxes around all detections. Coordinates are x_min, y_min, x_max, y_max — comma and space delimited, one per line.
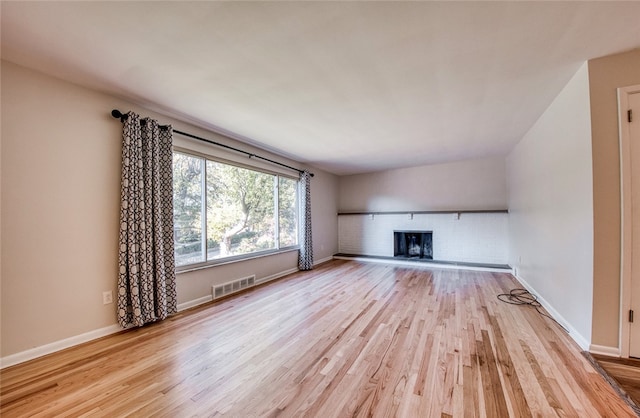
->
178, 266, 301, 313
1, 260, 338, 370
180, 260, 333, 312
313, 256, 334, 266
177, 295, 213, 312
0, 324, 122, 369
1, 263, 304, 369
514, 273, 590, 351
256, 267, 299, 285
589, 344, 621, 357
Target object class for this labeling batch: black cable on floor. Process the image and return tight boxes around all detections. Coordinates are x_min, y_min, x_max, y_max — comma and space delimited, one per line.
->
497, 288, 569, 333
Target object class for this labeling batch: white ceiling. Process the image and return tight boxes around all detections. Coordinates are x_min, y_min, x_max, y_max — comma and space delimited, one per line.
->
2, 1, 640, 175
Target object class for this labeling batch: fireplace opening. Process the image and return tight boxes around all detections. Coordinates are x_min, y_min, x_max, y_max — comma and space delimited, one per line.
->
394, 231, 433, 260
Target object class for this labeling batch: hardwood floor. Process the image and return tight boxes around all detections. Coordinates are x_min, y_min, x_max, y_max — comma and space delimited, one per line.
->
1, 260, 636, 417
592, 354, 640, 412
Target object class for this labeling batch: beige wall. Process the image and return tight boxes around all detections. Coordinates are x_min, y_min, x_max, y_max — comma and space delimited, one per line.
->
589, 49, 640, 348
507, 62, 593, 347
338, 157, 507, 212
0, 61, 338, 358
2, 61, 122, 358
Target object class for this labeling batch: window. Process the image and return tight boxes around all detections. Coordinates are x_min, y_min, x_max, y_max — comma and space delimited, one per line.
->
172, 151, 299, 268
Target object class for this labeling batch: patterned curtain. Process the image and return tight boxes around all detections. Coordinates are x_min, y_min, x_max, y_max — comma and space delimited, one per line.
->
298, 170, 314, 270
117, 112, 177, 328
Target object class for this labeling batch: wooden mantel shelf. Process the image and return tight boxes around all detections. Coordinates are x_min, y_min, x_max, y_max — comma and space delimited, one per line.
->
337, 209, 509, 216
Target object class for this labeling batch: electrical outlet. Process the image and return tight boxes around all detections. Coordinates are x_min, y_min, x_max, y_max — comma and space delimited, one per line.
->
102, 290, 113, 305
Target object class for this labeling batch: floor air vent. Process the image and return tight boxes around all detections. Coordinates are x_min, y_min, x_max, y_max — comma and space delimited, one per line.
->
212, 275, 256, 300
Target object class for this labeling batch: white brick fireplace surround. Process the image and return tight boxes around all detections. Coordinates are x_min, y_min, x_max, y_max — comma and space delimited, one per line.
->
338, 211, 509, 266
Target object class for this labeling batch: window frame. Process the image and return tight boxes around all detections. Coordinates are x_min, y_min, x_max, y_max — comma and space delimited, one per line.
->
172, 147, 300, 273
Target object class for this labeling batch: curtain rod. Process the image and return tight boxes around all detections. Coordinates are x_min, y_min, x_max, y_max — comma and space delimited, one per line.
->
111, 109, 313, 177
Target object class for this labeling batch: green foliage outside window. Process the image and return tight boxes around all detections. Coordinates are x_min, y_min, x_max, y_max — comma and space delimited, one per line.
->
173, 152, 298, 267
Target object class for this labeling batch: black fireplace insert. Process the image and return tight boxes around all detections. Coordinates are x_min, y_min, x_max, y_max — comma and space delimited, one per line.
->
393, 231, 433, 259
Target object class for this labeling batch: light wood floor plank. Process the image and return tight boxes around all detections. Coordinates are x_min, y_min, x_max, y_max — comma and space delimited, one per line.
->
1, 260, 636, 417
592, 354, 640, 411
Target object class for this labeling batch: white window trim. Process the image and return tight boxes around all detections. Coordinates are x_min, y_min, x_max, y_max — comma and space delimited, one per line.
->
172, 147, 300, 271
176, 246, 300, 274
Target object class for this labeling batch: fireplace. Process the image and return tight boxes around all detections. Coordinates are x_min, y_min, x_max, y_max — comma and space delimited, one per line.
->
394, 231, 433, 260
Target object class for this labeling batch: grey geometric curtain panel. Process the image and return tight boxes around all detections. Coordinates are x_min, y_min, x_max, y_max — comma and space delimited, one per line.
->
298, 170, 314, 271
117, 112, 177, 328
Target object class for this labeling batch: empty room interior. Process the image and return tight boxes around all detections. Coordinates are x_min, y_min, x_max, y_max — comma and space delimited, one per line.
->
2, 1, 640, 416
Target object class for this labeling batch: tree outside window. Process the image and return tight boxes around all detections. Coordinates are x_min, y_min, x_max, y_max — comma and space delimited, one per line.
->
173, 151, 299, 267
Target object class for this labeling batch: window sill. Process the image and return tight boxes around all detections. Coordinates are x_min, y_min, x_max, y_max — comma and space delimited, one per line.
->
176, 247, 300, 274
